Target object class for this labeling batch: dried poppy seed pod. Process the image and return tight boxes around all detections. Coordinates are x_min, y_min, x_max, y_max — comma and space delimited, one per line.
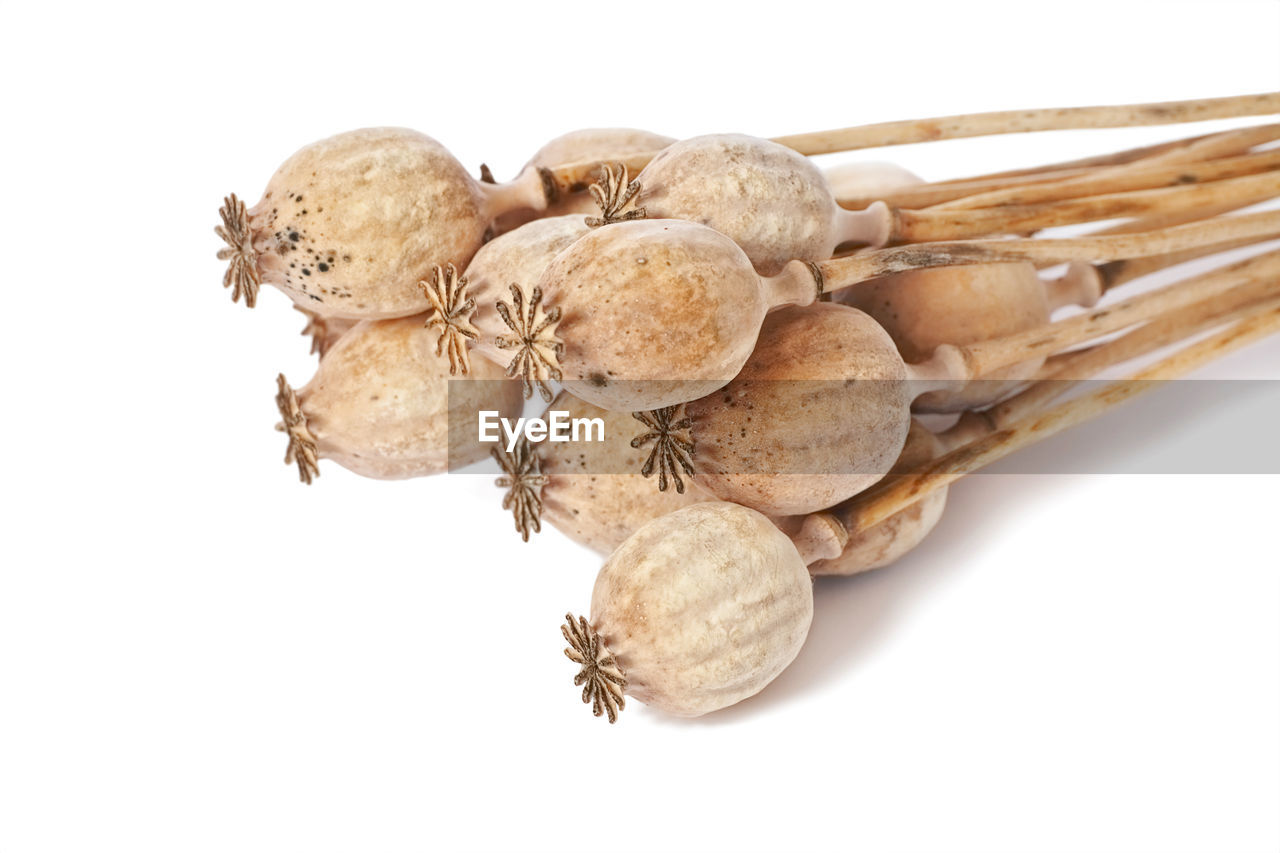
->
492, 128, 676, 233
823, 161, 924, 203
463, 215, 591, 383
216, 128, 548, 318
634, 134, 892, 274
838, 261, 1103, 412
562, 502, 813, 721
274, 314, 523, 482
530, 219, 821, 411
645, 302, 968, 517
495, 392, 715, 550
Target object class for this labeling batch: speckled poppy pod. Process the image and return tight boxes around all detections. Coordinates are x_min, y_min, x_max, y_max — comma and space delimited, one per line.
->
215, 128, 550, 319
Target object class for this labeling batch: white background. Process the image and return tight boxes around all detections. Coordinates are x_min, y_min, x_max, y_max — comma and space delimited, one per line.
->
2, 2, 1278, 851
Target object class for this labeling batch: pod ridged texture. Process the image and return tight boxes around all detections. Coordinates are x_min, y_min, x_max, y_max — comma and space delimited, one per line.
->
591, 502, 813, 717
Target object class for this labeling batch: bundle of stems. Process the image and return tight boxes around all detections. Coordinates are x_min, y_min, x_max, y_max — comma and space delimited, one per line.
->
839, 288, 1280, 537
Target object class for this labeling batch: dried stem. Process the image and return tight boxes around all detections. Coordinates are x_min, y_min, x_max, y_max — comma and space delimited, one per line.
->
838, 123, 1280, 210
1096, 234, 1280, 291
542, 95, 1280, 200
818, 209, 1280, 292
931, 148, 1280, 211
561, 613, 626, 724
274, 374, 319, 484
493, 435, 548, 542
844, 300, 1280, 535
887, 170, 1280, 243
420, 263, 480, 376
772, 92, 1280, 156
631, 406, 696, 494
951, 248, 1280, 379
980, 278, 1280, 430
215, 193, 261, 308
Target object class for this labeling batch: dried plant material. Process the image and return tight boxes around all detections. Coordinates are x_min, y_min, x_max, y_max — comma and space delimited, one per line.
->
844, 298, 1280, 536
276, 317, 523, 481
215, 194, 261, 307
488, 128, 675, 233
419, 263, 480, 375
274, 374, 319, 484
494, 284, 563, 402
294, 306, 356, 357
585, 163, 646, 227
673, 303, 967, 516
837, 261, 1100, 413
635, 135, 890, 275
771, 92, 1280, 156
532, 393, 716, 554
493, 435, 549, 541
561, 614, 626, 723
465, 216, 591, 376
215, 128, 550, 320
569, 503, 813, 718
630, 406, 695, 494
886, 170, 1280, 243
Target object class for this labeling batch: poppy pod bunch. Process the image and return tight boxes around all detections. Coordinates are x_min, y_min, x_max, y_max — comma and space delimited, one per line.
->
216, 92, 1280, 722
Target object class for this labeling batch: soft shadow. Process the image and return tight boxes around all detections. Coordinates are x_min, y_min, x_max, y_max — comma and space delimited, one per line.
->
656, 472, 1074, 728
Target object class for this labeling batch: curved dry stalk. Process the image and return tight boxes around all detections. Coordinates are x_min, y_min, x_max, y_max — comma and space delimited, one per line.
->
819, 209, 1280, 291
631, 406, 696, 494
420, 263, 479, 376
494, 284, 563, 402
274, 373, 319, 484
886, 170, 1280, 243
493, 435, 548, 542
215, 193, 261, 307
585, 163, 646, 227
844, 299, 1280, 535
562, 613, 626, 724
772, 92, 1280, 156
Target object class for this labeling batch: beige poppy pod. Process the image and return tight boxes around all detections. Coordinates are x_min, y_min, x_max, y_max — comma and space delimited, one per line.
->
273, 314, 524, 482
493, 128, 676, 233
463, 215, 591, 377
562, 502, 813, 721
215, 128, 548, 319
823, 161, 924, 202
804, 420, 949, 576
527, 393, 715, 552
838, 261, 1102, 412
533, 219, 822, 412
634, 134, 891, 275
660, 303, 967, 517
